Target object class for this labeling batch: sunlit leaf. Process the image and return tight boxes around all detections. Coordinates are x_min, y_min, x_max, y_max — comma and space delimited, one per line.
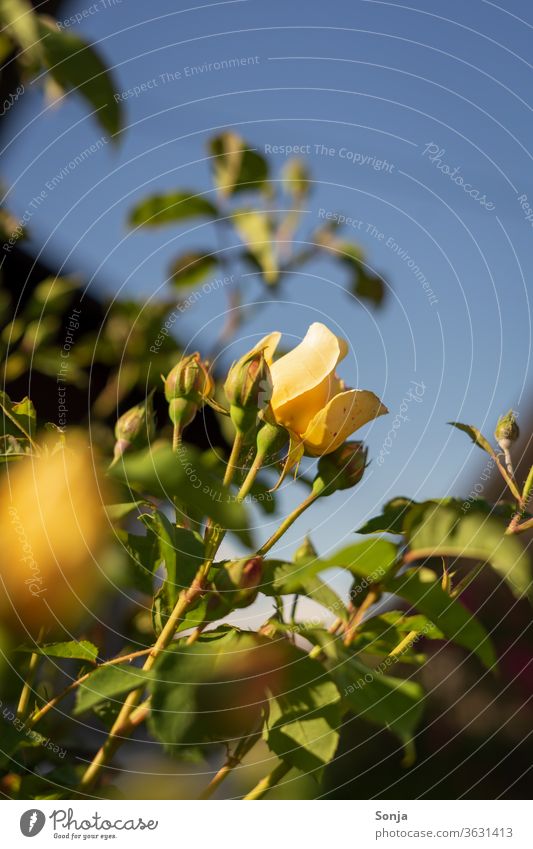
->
17, 640, 98, 662
233, 209, 279, 285
74, 665, 150, 715
405, 501, 532, 603
208, 131, 268, 197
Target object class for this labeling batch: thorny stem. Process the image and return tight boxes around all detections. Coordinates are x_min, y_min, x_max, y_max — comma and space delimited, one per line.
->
78, 435, 265, 793
199, 723, 262, 799
29, 649, 152, 727
343, 588, 381, 647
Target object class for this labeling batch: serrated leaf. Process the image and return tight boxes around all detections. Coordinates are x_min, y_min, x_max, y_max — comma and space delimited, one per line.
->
74, 665, 150, 715
264, 646, 341, 774
108, 442, 253, 545
405, 501, 532, 604
357, 498, 417, 535
17, 640, 98, 662
38, 18, 121, 137
0, 390, 36, 443
148, 630, 270, 751
307, 630, 425, 755
168, 251, 217, 288
262, 558, 347, 621
141, 512, 204, 619
448, 421, 494, 454
384, 567, 496, 669
128, 191, 217, 227
208, 131, 269, 197
325, 538, 398, 580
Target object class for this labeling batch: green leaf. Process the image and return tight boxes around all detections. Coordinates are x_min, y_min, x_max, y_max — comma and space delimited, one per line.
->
264, 646, 341, 774
38, 18, 121, 137
208, 131, 269, 197
357, 498, 417, 535
262, 558, 347, 621
348, 612, 442, 660
17, 640, 98, 662
448, 421, 495, 457
384, 567, 496, 669
74, 665, 150, 715
168, 251, 217, 288
353, 268, 386, 308
108, 442, 253, 544
128, 191, 217, 227
105, 501, 145, 520
0, 0, 42, 64
307, 631, 425, 757
148, 630, 270, 751
116, 525, 159, 595
324, 538, 398, 580
0, 391, 36, 443
405, 501, 532, 603
141, 512, 204, 610
233, 209, 279, 285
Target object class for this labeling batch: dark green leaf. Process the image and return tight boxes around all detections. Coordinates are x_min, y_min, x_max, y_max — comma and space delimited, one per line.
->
105, 501, 145, 520
357, 498, 417, 535
129, 192, 217, 227
353, 269, 386, 308
169, 251, 217, 288
141, 512, 204, 615
38, 19, 121, 137
108, 442, 253, 544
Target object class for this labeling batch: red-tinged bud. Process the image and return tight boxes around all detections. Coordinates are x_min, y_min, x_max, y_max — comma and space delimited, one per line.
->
113, 392, 155, 463
214, 556, 263, 609
313, 441, 368, 497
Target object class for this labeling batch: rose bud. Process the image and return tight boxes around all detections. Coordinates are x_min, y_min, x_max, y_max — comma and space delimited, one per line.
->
224, 351, 273, 434
313, 441, 368, 497
213, 556, 263, 609
495, 410, 519, 450
164, 352, 213, 435
112, 392, 155, 464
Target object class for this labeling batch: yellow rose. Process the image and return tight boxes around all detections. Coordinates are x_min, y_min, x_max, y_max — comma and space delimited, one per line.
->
0, 433, 109, 634
258, 322, 387, 456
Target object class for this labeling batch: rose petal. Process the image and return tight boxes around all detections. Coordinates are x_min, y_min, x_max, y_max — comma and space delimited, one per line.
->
270, 323, 348, 430
302, 389, 388, 456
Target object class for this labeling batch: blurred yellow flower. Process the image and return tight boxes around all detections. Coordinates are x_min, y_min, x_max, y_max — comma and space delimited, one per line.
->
0, 433, 109, 634
263, 322, 387, 456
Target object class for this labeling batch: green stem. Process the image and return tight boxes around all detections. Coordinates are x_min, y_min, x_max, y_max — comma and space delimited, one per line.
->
17, 630, 44, 720
243, 761, 291, 800
257, 488, 322, 556
78, 573, 206, 792
199, 726, 261, 799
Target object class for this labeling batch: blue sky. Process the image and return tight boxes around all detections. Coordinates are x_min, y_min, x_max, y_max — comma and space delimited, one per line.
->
2, 0, 532, 562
